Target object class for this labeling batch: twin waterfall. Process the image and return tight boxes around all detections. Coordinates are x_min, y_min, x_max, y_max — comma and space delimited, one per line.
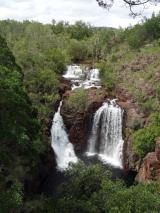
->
51, 65, 124, 170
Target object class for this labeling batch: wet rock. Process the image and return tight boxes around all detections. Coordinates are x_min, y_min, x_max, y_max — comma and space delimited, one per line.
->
58, 76, 71, 97
116, 91, 145, 171
61, 90, 106, 153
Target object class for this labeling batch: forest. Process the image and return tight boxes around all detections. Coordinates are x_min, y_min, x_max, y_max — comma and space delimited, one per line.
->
0, 12, 160, 213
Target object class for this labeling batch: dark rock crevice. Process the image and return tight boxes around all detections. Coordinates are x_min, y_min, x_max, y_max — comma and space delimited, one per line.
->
61, 99, 104, 153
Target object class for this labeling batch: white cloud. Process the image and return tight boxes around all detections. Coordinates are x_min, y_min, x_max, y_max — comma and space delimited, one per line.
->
0, 0, 159, 28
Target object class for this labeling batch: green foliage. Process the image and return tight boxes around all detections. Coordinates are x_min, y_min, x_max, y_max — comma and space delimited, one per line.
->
0, 182, 23, 213
133, 125, 160, 157
140, 98, 159, 114
0, 35, 19, 70
0, 34, 44, 211
98, 62, 116, 91
44, 48, 69, 74
0, 66, 34, 143
24, 196, 57, 213
0, 37, 43, 155
54, 163, 160, 213
87, 29, 118, 61
144, 13, 160, 41
51, 20, 93, 40
156, 85, 160, 100
27, 69, 60, 118
69, 21, 93, 40
133, 113, 160, 157
131, 119, 142, 131
126, 24, 147, 49
66, 89, 88, 112
68, 39, 88, 62
125, 13, 160, 49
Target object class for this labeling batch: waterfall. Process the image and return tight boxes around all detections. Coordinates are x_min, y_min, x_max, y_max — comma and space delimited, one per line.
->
86, 100, 124, 168
87, 68, 100, 81
63, 65, 84, 79
63, 65, 101, 90
51, 101, 78, 171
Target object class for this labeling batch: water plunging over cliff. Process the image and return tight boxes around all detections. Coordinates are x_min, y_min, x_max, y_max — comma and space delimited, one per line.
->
63, 65, 101, 90
51, 101, 78, 171
63, 65, 84, 79
86, 100, 124, 168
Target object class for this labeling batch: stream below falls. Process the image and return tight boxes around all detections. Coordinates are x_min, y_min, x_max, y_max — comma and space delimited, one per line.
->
45, 65, 137, 196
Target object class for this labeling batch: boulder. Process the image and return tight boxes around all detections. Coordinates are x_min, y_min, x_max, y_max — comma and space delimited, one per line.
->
136, 139, 160, 182
61, 100, 104, 153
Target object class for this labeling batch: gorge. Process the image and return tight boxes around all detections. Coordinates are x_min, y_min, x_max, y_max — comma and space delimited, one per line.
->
2, 16, 160, 211
51, 65, 126, 172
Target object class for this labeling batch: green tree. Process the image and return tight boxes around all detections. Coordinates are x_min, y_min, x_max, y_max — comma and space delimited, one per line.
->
126, 24, 147, 49
66, 89, 88, 112
69, 21, 92, 40
0, 35, 44, 212
26, 69, 60, 117
68, 39, 88, 62
55, 163, 160, 213
144, 13, 160, 41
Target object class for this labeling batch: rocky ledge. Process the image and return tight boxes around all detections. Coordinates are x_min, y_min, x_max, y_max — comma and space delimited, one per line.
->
60, 86, 146, 171
61, 88, 108, 153
136, 139, 160, 182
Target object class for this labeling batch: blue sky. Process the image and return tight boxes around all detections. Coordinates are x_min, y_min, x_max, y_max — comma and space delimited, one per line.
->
0, 0, 159, 28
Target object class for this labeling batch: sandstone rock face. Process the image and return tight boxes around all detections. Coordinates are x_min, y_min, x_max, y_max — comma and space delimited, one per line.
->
61, 98, 104, 153
58, 76, 71, 97
136, 140, 160, 182
60, 85, 146, 171
116, 90, 146, 171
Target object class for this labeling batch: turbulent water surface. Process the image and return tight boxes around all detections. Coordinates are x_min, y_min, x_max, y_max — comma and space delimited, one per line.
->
63, 65, 101, 90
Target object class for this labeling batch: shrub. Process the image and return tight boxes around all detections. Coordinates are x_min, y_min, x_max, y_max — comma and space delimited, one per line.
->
98, 62, 116, 91
133, 126, 160, 157
44, 48, 68, 74
156, 85, 160, 100
0, 182, 23, 213
140, 98, 158, 114
54, 163, 160, 213
133, 113, 160, 157
131, 119, 142, 131
68, 39, 88, 62
66, 89, 88, 112
126, 24, 147, 49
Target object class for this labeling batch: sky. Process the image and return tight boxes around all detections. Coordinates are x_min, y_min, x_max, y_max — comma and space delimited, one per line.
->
0, 0, 159, 28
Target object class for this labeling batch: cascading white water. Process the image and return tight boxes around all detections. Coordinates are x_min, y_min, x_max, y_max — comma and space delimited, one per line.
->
87, 68, 100, 81
51, 101, 78, 171
86, 100, 124, 168
63, 65, 101, 90
63, 65, 84, 79
53, 65, 124, 170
